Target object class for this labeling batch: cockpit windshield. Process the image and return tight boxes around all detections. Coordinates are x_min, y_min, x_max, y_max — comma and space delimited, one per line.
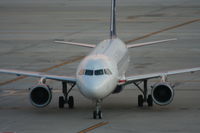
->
95, 69, 104, 75
85, 70, 93, 76
79, 68, 112, 76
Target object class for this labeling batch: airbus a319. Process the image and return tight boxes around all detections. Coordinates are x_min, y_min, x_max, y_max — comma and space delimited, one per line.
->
0, 0, 200, 119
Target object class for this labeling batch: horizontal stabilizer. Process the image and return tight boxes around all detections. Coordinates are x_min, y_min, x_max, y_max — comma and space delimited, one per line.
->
54, 41, 95, 48
127, 38, 177, 48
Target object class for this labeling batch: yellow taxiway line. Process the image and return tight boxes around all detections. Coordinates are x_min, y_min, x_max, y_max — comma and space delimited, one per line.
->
78, 121, 109, 133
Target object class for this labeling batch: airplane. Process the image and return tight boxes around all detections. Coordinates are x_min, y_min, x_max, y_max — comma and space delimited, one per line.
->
0, 0, 200, 119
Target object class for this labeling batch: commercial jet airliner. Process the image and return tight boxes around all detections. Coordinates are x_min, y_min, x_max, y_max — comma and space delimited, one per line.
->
0, 0, 200, 119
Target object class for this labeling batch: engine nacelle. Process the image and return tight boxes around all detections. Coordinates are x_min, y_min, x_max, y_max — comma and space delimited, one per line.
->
29, 84, 52, 108
151, 82, 174, 106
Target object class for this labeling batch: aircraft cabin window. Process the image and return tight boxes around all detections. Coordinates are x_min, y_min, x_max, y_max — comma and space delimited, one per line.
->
85, 69, 93, 76
95, 69, 104, 75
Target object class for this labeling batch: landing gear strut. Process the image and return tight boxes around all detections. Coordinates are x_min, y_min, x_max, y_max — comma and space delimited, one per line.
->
93, 100, 102, 119
59, 82, 75, 109
134, 80, 153, 107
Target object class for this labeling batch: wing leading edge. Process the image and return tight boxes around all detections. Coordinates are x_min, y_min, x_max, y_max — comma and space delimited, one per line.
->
124, 67, 200, 85
0, 69, 76, 83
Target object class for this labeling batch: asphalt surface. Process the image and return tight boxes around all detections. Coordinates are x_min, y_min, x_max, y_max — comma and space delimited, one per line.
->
0, 0, 200, 133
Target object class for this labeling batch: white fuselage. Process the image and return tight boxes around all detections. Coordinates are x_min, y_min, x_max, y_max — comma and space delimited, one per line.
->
76, 38, 129, 100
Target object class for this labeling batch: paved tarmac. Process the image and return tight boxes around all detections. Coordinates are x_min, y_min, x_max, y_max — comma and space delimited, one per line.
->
0, 0, 200, 133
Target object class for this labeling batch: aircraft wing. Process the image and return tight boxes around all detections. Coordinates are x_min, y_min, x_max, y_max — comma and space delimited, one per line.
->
124, 67, 200, 85
55, 41, 96, 48
127, 38, 177, 48
0, 69, 76, 83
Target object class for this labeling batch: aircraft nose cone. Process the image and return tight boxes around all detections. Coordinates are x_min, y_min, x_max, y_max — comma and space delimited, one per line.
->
77, 76, 113, 100
83, 79, 106, 99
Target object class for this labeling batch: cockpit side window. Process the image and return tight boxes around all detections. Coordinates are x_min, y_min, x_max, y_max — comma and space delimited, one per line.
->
79, 69, 85, 75
104, 69, 112, 75
95, 69, 104, 75
85, 69, 93, 76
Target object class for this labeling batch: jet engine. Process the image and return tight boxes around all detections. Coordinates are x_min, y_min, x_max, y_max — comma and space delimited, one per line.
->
151, 82, 174, 106
29, 84, 52, 108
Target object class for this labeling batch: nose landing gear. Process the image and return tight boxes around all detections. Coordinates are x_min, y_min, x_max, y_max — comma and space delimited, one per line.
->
93, 100, 102, 119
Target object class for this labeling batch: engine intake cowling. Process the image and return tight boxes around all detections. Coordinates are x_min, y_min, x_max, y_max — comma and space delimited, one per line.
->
151, 82, 174, 106
29, 84, 52, 108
